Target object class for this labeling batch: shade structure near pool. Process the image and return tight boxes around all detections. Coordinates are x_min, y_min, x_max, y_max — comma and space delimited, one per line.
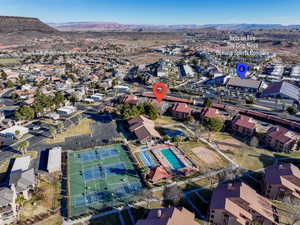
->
139, 151, 156, 167
160, 148, 185, 170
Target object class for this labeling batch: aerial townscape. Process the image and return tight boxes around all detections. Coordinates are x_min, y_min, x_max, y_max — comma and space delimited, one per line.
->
1, 1, 300, 225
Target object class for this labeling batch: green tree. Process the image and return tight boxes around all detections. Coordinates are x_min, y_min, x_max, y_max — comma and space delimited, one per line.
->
6, 80, 14, 88
287, 105, 298, 115
15, 106, 35, 121
203, 98, 213, 107
57, 123, 64, 133
49, 126, 57, 139
16, 140, 29, 155
1, 71, 7, 80
203, 117, 223, 132
15, 130, 20, 138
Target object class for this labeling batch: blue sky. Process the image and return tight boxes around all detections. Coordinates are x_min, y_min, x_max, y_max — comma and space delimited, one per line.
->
0, 0, 300, 25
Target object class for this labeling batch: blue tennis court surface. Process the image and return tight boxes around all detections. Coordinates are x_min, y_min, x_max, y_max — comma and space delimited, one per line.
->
139, 151, 156, 167
78, 147, 119, 162
81, 163, 126, 181
72, 182, 142, 207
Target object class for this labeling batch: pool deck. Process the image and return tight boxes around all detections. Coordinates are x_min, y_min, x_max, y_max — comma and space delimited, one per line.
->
150, 144, 197, 172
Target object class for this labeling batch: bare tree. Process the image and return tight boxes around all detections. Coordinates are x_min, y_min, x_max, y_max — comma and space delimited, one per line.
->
163, 185, 184, 206
249, 136, 259, 147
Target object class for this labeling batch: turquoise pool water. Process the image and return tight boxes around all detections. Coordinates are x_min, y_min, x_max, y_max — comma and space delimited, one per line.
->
160, 148, 185, 170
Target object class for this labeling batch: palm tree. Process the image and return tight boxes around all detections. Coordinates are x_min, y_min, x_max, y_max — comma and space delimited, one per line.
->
58, 123, 64, 134
16, 141, 29, 155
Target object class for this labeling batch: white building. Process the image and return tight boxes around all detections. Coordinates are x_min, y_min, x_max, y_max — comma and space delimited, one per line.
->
91, 93, 105, 102
0, 125, 29, 139
46, 112, 60, 120
290, 65, 300, 80
47, 147, 62, 173
57, 106, 77, 116
113, 85, 129, 93
11, 155, 31, 174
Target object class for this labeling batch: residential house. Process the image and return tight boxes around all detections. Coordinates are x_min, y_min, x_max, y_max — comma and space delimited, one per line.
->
135, 207, 200, 225
0, 125, 29, 139
261, 81, 299, 102
91, 93, 105, 102
0, 188, 17, 225
226, 78, 263, 93
57, 106, 77, 116
128, 116, 162, 144
171, 102, 192, 120
120, 95, 139, 105
231, 114, 256, 136
9, 156, 36, 200
264, 163, 300, 200
264, 126, 298, 152
209, 182, 279, 225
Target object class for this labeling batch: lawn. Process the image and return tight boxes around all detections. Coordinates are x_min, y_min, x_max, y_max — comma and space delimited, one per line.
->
154, 116, 178, 126
0, 58, 20, 64
47, 118, 92, 144
19, 173, 61, 220
33, 214, 63, 225
212, 133, 275, 170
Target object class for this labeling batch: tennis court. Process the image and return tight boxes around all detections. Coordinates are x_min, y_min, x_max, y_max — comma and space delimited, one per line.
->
67, 144, 144, 217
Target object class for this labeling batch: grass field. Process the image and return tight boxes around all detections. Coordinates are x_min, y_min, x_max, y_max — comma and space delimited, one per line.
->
67, 144, 143, 217
210, 132, 275, 170
47, 118, 92, 144
0, 58, 20, 64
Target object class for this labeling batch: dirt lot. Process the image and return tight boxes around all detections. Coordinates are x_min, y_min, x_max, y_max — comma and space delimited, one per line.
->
191, 146, 221, 164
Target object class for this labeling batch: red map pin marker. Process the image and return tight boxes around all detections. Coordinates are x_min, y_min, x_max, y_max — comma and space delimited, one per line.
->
152, 82, 168, 102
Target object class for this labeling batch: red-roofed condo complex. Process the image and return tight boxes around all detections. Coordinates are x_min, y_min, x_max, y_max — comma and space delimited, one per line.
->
264, 163, 300, 200
231, 114, 256, 137
264, 126, 298, 152
171, 102, 192, 120
199, 107, 224, 121
209, 182, 279, 225
135, 207, 200, 225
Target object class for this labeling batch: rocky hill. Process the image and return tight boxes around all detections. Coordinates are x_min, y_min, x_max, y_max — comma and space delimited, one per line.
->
0, 16, 58, 33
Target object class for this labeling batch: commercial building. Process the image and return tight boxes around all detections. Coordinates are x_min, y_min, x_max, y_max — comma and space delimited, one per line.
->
262, 81, 299, 102
226, 78, 263, 93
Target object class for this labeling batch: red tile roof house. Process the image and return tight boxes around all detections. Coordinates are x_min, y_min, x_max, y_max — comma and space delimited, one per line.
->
231, 114, 256, 137
264, 126, 298, 152
263, 163, 300, 200
170, 102, 192, 120
146, 165, 172, 184
120, 95, 139, 105
135, 207, 200, 225
128, 116, 162, 144
209, 182, 279, 225
198, 107, 224, 121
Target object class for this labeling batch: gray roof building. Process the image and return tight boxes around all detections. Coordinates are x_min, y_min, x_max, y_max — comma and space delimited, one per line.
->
226, 78, 263, 92
262, 81, 299, 101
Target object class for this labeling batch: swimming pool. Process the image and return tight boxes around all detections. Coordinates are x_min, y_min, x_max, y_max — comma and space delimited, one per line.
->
162, 129, 187, 138
160, 148, 185, 170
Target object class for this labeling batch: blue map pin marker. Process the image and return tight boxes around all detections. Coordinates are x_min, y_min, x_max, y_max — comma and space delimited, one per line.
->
236, 63, 247, 79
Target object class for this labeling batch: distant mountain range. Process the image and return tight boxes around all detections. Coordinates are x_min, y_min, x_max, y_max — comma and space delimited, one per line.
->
48, 22, 300, 31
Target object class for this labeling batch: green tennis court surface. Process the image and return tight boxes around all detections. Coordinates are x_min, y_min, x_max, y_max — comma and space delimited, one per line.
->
67, 144, 143, 217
